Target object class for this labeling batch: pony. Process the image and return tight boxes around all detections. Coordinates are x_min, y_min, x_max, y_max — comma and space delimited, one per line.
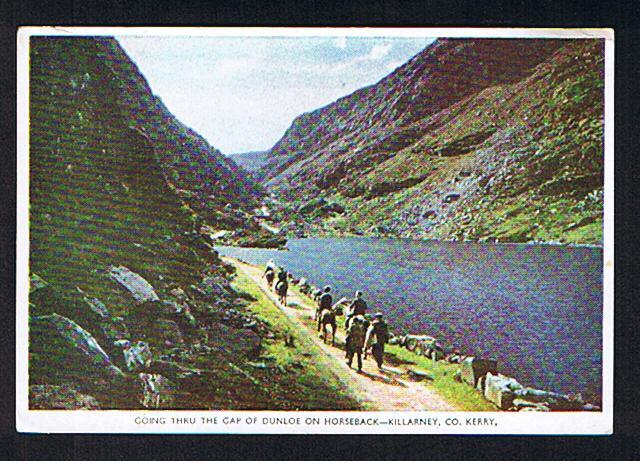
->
275, 279, 288, 306
317, 308, 337, 345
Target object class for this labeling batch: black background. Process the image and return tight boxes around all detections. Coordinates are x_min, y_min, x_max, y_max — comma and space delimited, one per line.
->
2, 0, 638, 460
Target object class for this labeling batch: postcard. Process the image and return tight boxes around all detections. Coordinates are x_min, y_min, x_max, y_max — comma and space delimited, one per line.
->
16, 26, 613, 434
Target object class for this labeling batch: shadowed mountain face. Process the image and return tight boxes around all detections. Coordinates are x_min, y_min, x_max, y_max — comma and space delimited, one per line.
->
28, 37, 289, 409
260, 38, 605, 245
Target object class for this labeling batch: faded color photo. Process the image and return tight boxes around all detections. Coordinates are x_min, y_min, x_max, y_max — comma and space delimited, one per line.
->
26, 32, 605, 415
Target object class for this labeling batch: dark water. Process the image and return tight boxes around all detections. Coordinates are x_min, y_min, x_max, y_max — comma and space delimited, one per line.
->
217, 237, 602, 401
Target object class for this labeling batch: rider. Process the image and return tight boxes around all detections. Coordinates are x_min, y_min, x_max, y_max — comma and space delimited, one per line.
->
345, 315, 367, 372
364, 312, 389, 370
316, 286, 333, 323
263, 263, 275, 287
344, 290, 368, 329
275, 267, 289, 305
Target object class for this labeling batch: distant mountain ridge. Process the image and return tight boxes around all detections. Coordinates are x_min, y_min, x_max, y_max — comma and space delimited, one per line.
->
260, 38, 604, 244
227, 150, 270, 172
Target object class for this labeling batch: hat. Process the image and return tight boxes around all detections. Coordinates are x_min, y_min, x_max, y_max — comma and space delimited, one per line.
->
324, 286, 331, 292
374, 312, 383, 318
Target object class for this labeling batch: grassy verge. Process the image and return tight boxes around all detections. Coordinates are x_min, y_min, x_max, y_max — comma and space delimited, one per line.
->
384, 345, 497, 411
229, 270, 365, 410
289, 281, 497, 411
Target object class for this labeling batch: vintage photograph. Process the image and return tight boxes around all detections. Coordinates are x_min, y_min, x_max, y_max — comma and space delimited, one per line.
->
17, 27, 612, 433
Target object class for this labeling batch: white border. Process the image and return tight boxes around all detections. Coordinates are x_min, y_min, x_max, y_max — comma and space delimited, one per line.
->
16, 27, 614, 435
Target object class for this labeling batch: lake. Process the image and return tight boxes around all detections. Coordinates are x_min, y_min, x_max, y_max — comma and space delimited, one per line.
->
217, 237, 603, 402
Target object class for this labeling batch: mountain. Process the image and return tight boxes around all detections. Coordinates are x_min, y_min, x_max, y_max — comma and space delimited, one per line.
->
260, 39, 605, 245
27, 37, 291, 410
227, 150, 270, 172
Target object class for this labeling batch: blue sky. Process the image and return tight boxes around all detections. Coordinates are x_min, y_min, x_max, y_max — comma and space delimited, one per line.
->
117, 35, 434, 154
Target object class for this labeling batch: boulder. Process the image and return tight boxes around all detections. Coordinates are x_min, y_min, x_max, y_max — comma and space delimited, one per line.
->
138, 373, 174, 409
30, 313, 124, 383
29, 273, 49, 292
402, 334, 436, 353
515, 387, 584, 411
108, 266, 159, 303
484, 372, 523, 410
115, 340, 153, 372
460, 357, 498, 387
431, 349, 445, 362
443, 193, 461, 203
407, 369, 435, 382
82, 295, 130, 345
29, 384, 101, 410
512, 398, 551, 412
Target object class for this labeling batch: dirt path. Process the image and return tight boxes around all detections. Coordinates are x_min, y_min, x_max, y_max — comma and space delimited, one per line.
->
225, 257, 456, 411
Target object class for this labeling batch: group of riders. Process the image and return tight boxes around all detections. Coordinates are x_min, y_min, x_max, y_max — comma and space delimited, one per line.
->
263, 261, 389, 373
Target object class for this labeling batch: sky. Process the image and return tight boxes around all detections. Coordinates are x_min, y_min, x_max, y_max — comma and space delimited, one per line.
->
117, 35, 434, 154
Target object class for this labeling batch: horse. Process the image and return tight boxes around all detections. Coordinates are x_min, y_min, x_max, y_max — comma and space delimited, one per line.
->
318, 308, 337, 345
264, 268, 275, 288
275, 279, 288, 306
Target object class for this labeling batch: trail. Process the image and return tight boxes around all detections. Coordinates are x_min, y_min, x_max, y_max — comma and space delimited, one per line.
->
225, 257, 456, 411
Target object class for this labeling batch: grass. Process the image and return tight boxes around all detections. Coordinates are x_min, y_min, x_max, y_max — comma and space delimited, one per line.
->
285, 279, 497, 411
229, 270, 365, 410
384, 345, 497, 411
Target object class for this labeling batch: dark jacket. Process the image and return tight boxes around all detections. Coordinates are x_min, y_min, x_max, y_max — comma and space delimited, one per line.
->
319, 292, 333, 310
350, 297, 368, 316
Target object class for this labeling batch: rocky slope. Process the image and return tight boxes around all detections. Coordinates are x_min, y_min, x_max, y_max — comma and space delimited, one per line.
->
26, 37, 321, 410
260, 39, 605, 245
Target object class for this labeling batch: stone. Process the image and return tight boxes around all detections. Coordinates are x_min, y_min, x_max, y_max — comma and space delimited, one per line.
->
402, 334, 436, 353
30, 313, 124, 382
138, 373, 174, 409
443, 193, 461, 203
116, 340, 153, 372
484, 372, 522, 410
29, 384, 101, 410
82, 295, 130, 344
108, 266, 159, 303
460, 357, 498, 387
407, 369, 435, 381
515, 387, 583, 411
512, 398, 551, 412
29, 273, 49, 292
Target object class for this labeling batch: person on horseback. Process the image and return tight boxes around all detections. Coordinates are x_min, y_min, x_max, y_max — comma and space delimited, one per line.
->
275, 268, 289, 305
345, 315, 367, 372
316, 286, 333, 322
344, 290, 368, 329
263, 267, 275, 288
364, 312, 389, 369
